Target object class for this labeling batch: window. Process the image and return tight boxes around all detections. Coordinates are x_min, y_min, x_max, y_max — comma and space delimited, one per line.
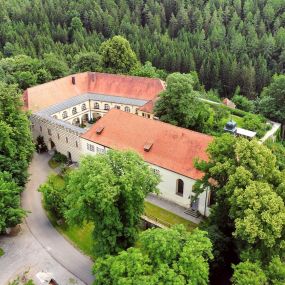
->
82, 103, 87, 111
153, 169, 160, 175
87, 143, 95, 152
62, 111, 68, 119
57, 133, 60, 140
72, 107, 77, 115
142, 112, 145, 117
53, 115, 58, 119
75, 141, 78, 148
96, 147, 105, 154
115, 105, 121, 110
176, 179, 184, 196
147, 114, 151, 118
104, 104, 110, 110
48, 129, 52, 136
66, 137, 68, 143
40, 126, 42, 132
125, 106, 130, 112
94, 102, 100, 109
135, 108, 138, 115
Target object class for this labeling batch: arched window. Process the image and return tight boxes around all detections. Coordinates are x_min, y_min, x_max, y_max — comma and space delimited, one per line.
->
94, 102, 100, 109
81, 103, 87, 111
176, 179, 184, 196
62, 111, 68, 119
125, 106, 130, 112
104, 104, 110, 110
72, 107, 77, 115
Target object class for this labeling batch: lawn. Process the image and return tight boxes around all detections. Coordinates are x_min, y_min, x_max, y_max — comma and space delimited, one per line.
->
48, 158, 60, 169
144, 201, 197, 231
44, 190, 196, 259
44, 202, 94, 258
0, 247, 4, 257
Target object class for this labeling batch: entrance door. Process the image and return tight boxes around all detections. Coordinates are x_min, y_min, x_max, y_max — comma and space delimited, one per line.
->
190, 196, 199, 211
50, 140, 55, 150
67, 151, 72, 162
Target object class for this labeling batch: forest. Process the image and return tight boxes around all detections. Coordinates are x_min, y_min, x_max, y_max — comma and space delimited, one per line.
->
0, 0, 284, 99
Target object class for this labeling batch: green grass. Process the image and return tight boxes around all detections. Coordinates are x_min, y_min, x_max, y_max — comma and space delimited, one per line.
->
0, 247, 4, 257
48, 158, 60, 169
43, 173, 197, 258
144, 201, 197, 231
45, 205, 94, 258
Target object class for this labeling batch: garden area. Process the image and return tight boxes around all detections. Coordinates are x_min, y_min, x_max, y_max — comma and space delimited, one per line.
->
41, 172, 196, 259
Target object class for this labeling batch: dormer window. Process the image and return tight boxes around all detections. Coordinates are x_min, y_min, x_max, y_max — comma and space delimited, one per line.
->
144, 142, 153, 152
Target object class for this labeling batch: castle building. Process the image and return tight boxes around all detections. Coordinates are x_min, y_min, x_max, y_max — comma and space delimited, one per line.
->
25, 72, 213, 216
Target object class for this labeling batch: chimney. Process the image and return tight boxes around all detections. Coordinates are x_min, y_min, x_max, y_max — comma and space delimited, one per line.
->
72, 76, 76, 85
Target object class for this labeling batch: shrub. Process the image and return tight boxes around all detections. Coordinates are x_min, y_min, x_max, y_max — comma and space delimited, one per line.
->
242, 114, 269, 138
35, 135, 47, 153
232, 94, 255, 112
39, 174, 67, 219
53, 151, 67, 164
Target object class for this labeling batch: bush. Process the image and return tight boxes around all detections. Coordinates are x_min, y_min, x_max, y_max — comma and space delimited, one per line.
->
53, 152, 67, 164
35, 136, 47, 153
232, 94, 255, 112
242, 114, 269, 138
39, 174, 67, 219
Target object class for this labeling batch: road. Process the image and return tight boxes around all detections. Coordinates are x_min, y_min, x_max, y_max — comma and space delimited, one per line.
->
0, 153, 93, 285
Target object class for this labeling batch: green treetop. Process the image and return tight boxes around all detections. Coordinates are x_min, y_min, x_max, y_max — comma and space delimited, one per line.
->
65, 150, 159, 256
100, 35, 139, 74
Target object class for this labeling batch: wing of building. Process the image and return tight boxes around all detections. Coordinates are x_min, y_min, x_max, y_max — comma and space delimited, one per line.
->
27, 72, 213, 217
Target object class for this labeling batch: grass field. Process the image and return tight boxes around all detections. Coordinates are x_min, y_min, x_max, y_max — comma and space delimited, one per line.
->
48, 158, 60, 169
45, 206, 94, 258
144, 201, 197, 231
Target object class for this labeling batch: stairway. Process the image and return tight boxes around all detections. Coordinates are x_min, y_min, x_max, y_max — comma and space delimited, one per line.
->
184, 208, 200, 218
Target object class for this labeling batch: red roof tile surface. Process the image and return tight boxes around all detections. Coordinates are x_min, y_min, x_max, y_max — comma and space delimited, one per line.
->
81, 109, 213, 179
24, 72, 165, 112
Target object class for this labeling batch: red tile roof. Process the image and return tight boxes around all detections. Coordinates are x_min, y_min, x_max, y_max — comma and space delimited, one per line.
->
139, 100, 155, 113
81, 109, 213, 179
24, 72, 165, 112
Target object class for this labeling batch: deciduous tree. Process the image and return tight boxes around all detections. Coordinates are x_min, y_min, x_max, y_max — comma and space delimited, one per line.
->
65, 150, 159, 256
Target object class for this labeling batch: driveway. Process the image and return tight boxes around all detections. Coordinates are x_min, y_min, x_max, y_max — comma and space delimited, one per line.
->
0, 153, 94, 285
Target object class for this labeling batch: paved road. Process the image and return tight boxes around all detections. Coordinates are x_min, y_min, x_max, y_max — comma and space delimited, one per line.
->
0, 153, 93, 285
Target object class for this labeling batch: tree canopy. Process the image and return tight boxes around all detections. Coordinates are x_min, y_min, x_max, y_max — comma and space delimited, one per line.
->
0, 82, 34, 186
195, 134, 285, 282
65, 150, 159, 256
258, 74, 285, 138
100, 35, 139, 74
0, 0, 283, 98
93, 225, 213, 285
0, 171, 26, 232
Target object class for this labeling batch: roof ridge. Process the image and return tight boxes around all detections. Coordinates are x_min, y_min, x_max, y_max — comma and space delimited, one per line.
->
107, 109, 213, 139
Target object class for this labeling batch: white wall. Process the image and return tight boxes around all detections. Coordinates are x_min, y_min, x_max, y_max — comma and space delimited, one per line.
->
81, 138, 210, 216
31, 116, 82, 162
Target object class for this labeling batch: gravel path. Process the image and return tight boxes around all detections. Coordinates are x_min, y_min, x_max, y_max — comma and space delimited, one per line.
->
0, 153, 93, 285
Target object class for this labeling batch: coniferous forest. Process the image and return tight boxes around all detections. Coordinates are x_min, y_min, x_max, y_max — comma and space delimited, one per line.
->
0, 0, 284, 99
